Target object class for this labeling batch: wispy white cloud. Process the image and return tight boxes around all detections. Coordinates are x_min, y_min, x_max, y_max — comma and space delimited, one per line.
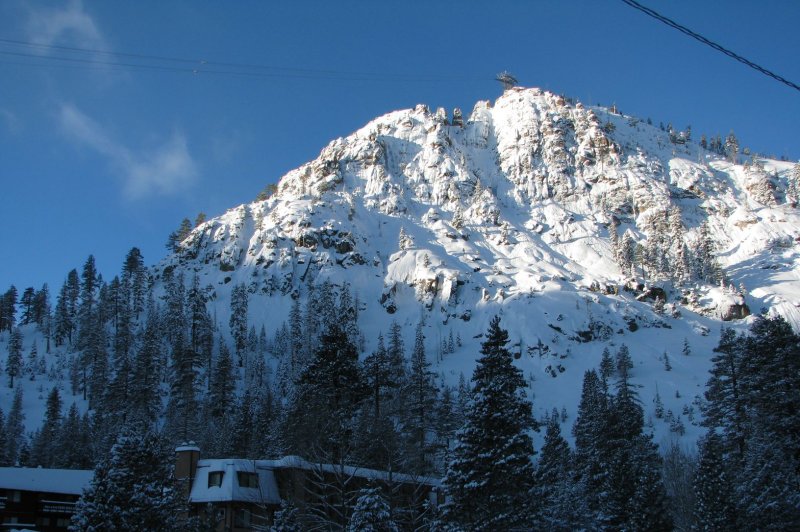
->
59, 104, 198, 200
0, 109, 21, 134
25, 0, 107, 50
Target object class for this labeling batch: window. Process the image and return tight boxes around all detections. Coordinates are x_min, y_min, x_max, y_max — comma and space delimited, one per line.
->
234, 508, 251, 528
208, 471, 224, 488
10, 490, 21, 503
237, 471, 259, 489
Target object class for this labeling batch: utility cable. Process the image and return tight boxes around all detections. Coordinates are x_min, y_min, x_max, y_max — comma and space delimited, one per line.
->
620, 0, 800, 93
0, 37, 487, 83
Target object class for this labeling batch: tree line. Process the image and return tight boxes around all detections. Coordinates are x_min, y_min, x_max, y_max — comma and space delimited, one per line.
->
2, 246, 799, 529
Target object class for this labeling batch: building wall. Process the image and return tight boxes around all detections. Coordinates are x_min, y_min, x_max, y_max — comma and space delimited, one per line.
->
0, 488, 79, 532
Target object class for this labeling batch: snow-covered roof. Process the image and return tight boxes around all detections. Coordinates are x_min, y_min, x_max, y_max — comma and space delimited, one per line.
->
0, 467, 92, 495
188, 455, 438, 505
188, 456, 439, 504
266, 455, 440, 487
189, 459, 281, 504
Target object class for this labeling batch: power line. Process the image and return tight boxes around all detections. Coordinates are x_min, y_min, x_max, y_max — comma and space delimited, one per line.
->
0, 37, 488, 83
619, 0, 800, 93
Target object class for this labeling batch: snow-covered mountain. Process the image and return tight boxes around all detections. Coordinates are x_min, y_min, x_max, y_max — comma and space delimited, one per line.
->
154, 86, 800, 447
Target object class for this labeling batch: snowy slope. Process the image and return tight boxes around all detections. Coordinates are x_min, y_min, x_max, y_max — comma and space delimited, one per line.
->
153, 87, 800, 449
6, 87, 799, 452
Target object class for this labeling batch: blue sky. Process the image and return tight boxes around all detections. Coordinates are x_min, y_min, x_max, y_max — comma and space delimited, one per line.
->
1, 0, 799, 293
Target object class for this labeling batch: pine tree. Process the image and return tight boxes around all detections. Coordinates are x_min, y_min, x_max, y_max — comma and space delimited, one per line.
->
27, 342, 38, 380
6, 327, 23, 388
615, 343, 633, 380
535, 409, 590, 531
57, 403, 92, 469
736, 431, 800, 528
572, 370, 609, 511
229, 283, 249, 366
618, 230, 637, 276
599, 347, 615, 386
165, 331, 201, 444
129, 303, 162, 427
693, 431, 737, 530
288, 297, 304, 376
347, 485, 399, 532
385, 321, 407, 414
695, 221, 722, 283
229, 390, 256, 457
187, 276, 214, 387
54, 271, 79, 346
30, 387, 62, 468
166, 217, 193, 251
121, 247, 147, 320
703, 327, 748, 459
70, 431, 188, 531
33, 283, 52, 351
364, 334, 390, 419
81, 318, 108, 408
270, 501, 300, 532
208, 341, 235, 420
284, 323, 367, 462
434, 383, 461, 470
398, 227, 414, 250
0, 285, 17, 332
738, 316, 800, 463
0, 408, 8, 466
442, 316, 536, 530
786, 161, 800, 205
602, 359, 672, 530
20, 286, 36, 324
76, 255, 100, 350
402, 321, 438, 475
6, 386, 25, 465
162, 271, 187, 347
725, 131, 739, 163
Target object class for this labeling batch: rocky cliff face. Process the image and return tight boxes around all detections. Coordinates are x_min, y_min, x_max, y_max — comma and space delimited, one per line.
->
156, 87, 800, 443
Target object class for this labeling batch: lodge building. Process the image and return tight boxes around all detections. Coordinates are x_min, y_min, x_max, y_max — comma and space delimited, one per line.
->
0, 445, 439, 531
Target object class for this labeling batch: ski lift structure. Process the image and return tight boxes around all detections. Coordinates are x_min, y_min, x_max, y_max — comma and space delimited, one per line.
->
496, 71, 518, 91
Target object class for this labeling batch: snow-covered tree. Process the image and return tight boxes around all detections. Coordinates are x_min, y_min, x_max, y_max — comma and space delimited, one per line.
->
128, 302, 162, 427
0, 408, 8, 466
284, 322, 367, 462
442, 316, 536, 530
270, 501, 300, 532
402, 321, 438, 475
0, 285, 17, 332
30, 387, 62, 468
534, 409, 591, 530
347, 485, 399, 532
57, 403, 93, 469
166, 217, 193, 252
54, 270, 79, 346
786, 161, 800, 205
5, 386, 25, 465
70, 431, 188, 531
229, 282, 249, 366
693, 431, 737, 529
398, 227, 414, 250
6, 327, 23, 388
724, 131, 739, 163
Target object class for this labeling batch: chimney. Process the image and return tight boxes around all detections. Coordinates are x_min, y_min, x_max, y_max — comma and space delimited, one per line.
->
175, 442, 200, 498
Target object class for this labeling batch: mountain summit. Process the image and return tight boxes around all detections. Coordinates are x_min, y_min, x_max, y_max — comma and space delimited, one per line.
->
159, 86, 800, 442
